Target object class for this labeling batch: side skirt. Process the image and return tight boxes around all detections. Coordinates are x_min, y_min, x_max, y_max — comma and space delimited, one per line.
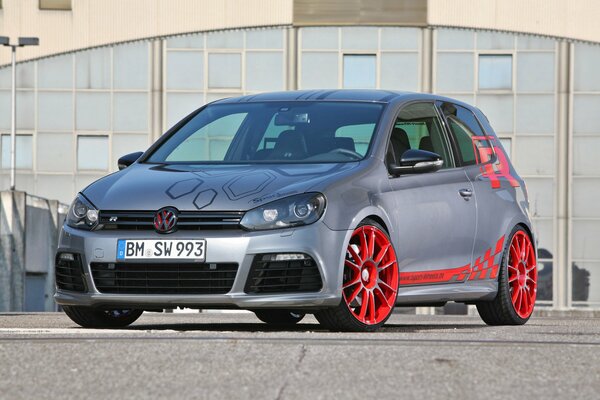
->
395, 280, 497, 305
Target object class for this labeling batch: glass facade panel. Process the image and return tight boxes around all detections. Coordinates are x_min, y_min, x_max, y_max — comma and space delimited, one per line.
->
167, 34, 204, 49
574, 43, 600, 92
341, 27, 378, 50
38, 55, 73, 89
572, 262, 600, 305
166, 93, 204, 129
572, 178, 600, 218
517, 53, 555, 92
36, 132, 73, 172
0, 91, 9, 129
35, 175, 74, 204
17, 62, 35, 89
246, 29, 283, 49
573, 94, 600, 134
208, 53, 241, 88
476, 94, 513, 133
515, 95, 555, 133
572, 221, 600, 260
1, 134, 33, 169
380, 28, 420, 50
77, 136, 108, 171
207, 31, 243, 49
113, 42, 149, 89
478, 55, 512, 90
436, 53, 474, 92
38, 91, 73, 131
76, 48, 111, 89
436, 29, 474, 50
477, 32, 514, 50
111, 134, 148, 171
76, 92, 111, 131
517, 36, 555, 50
573, 136, 600, 175
523, 177, 554, 218
380, 53, 419, 91
17, 91, 34, 130
301, 52, 338, 89
113, 92, 148, 132
0, 68, 10, 89
245, 52, 283, 91
167, 51, 204, 90
514, 136, 554, 175
301, 28, 338, 49
343, 55, 376, 89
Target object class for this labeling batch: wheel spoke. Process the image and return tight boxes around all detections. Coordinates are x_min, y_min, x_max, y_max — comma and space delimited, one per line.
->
511, 287, 519, 304
375, 286, 392, 309
375, 243, 390, 264
521, 235, 527, 259
345, 259, 361, 271
378, 260, 395, 272
347, 245, 363, 265
510, 245, 520, 266
368, 229, 376, 259
358, 289, 369, 320
508, 275, 518, 283
343, 275, 361, 289
346, 284, 362, 304
368, 290, 376, 323
378, 278, 394, 292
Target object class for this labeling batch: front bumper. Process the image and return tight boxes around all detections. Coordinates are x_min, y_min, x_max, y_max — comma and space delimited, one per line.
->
54, 222, 349, 310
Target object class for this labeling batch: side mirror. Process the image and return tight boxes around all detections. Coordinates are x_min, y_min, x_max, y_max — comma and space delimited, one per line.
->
388, 149, 443, 175
118, 151, 144, 170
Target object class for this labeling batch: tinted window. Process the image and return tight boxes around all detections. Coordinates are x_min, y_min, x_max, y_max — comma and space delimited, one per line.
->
440, 102, 490, 166
387, 103, 453, 169
147, 101, 384, 164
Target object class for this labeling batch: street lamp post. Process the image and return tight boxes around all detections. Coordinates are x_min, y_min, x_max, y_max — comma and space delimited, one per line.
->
1, 37, 39, 191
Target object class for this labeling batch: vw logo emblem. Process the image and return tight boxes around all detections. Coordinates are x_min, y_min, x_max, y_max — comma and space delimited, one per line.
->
154, 207, 178, 233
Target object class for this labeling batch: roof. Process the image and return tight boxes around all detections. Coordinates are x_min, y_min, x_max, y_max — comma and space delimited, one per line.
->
213, 90, 423, 104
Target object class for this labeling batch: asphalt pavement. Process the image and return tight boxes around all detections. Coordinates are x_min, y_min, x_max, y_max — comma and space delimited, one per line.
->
0, 312, 598, 400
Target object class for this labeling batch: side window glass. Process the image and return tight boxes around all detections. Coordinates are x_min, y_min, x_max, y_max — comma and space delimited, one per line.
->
440, 102, 491, 166
387, 102, 453, 169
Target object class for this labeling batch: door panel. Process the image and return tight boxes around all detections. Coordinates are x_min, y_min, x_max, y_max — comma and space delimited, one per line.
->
385, 102, 477, 285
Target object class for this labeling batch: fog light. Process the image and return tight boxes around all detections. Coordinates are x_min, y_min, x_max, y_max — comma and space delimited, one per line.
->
59, 253, 75, 261
263, 253, 309, 262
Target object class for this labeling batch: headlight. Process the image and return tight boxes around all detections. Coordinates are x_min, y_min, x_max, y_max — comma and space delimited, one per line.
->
240, 193, 326, 231
66, 194, 99, 230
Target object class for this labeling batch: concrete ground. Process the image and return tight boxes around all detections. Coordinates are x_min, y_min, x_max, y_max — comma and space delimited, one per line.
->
0, 312, 598, 400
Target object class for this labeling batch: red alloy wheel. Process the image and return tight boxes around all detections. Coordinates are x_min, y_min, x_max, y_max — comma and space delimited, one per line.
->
507, 231, 537, 319
343, 225, 398, 325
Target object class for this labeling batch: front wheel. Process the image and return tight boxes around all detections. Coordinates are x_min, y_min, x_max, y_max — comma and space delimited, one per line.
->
253, 310, 305, 325
63, 306, 143, 328
315, 220, 399, 332
476, 227, 537, 325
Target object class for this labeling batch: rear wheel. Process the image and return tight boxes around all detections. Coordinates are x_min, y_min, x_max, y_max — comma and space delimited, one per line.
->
476, 227, 537, 325
315, 220, 399, 332
253, 310, 305, 325
63, 306, 143, 328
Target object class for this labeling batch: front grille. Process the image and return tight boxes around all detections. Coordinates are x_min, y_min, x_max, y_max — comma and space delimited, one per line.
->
245, 254, 323, 294
97, 211, 244, 231
55, 253, 86, 292
90, 262, 238, 294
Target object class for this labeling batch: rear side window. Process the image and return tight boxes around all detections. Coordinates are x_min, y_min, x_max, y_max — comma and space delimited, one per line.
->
440, 102, 490, 166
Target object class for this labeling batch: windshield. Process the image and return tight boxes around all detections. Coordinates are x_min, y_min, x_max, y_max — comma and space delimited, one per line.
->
146, 101, 384, 164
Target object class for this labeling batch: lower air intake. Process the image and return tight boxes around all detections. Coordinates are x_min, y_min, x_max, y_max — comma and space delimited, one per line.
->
244, 253, 323, 294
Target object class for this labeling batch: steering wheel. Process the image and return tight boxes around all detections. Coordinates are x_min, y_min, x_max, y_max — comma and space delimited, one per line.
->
328, 148, 363, 160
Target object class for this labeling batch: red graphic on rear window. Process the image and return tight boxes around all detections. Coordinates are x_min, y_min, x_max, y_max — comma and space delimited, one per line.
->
399, 236, 506, 285
472, 136, 519, 189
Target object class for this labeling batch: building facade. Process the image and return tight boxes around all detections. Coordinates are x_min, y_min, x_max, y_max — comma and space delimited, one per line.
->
0, 0, 599, 310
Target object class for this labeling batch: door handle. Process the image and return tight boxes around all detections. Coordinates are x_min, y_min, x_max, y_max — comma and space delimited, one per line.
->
459, 188, 473, 200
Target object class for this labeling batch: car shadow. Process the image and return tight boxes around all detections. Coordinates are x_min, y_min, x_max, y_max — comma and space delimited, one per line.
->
126, 322, 486, 333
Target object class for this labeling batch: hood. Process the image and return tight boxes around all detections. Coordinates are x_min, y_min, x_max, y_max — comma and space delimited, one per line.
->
82, 163, 360, 211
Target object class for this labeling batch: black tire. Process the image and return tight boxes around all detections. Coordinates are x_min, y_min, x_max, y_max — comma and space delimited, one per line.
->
476, 226, 536, 325
63, 306, 143, 328
315, 219, 398, 332
253, 309, 305, 325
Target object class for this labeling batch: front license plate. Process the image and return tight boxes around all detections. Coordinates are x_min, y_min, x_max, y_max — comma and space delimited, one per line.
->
116, 239, 206, 261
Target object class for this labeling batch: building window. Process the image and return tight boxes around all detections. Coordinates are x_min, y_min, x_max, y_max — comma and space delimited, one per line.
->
343, 54, 376, 89
208, 53, 242, 89
499, 137, 512, 159
39, 0, 71, 10
478, 54, 512, 90
77, 135, 108, 171
1, 134, 33, 169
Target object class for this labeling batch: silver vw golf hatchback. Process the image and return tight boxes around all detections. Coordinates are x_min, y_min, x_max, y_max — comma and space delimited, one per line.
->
55, 90, 537, 331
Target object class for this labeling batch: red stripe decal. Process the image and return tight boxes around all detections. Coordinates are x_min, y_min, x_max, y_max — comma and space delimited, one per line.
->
399, 235, 506, 286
